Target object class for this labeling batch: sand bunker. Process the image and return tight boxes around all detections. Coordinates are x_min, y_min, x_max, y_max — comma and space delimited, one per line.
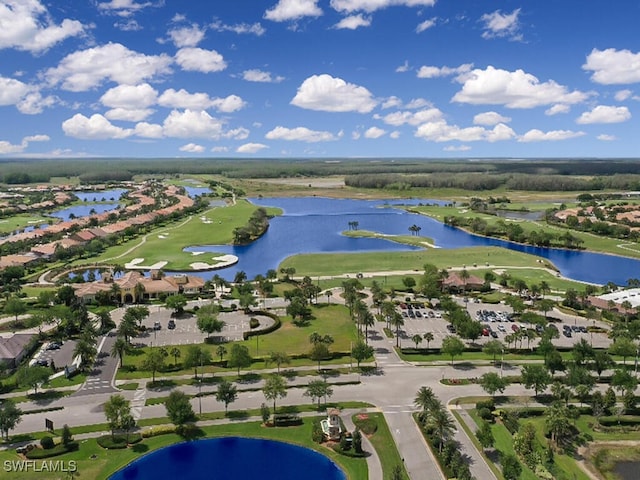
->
124, 259, 168, 270
189, 254, 238, 271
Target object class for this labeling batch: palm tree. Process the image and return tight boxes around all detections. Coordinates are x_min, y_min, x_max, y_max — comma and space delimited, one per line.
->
414, 386, 437, 423
423, 332, 434, 350
412, 334, 423, 349
362, 310, 375, 344
389, 312, 404, 348
110, 336, 128, 368
428, 405, 456, 453
325, 290, 333, 304
169, 347, 181, 366
134, 282, 146, 303
216, 345, 227, 362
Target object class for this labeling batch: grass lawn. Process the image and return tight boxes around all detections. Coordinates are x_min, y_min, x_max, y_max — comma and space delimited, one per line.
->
354, 412, 409, 479
0, 418, 369, 480
280, 246, 548, 277
343, 229, 436, 248
468, 408, 593, 480
79, 199, 280, 271
410, 204, 640, 260
0, 214, 51, 234
119, 304, 359, 379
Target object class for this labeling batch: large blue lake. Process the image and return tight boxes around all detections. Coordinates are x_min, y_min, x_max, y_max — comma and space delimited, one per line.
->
183, 197, 640, 285
109, 437, 345, 480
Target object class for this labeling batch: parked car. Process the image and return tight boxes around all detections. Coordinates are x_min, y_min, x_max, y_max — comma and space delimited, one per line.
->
511, 324, 519, 332
415, 311, 422, 318
563, 329, 572, 338
153, 321, 161, 330
46, 342, 62, 350
490, 331, 499, 338
167, 319, 176, 330
498, 324, 506, 332
36, 359, 49, 367
579, 325, 588, 333
446, 324, 456, 333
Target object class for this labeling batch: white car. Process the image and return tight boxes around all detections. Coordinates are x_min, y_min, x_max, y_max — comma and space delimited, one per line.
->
498, 324, 506, 332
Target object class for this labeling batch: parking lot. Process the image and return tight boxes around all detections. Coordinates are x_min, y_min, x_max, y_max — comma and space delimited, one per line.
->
136, 309, 275, 347
32, 340, 77, 370
395, 299, 612, 349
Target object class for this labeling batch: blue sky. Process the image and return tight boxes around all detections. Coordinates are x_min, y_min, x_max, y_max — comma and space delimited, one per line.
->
1, 0, 640, 159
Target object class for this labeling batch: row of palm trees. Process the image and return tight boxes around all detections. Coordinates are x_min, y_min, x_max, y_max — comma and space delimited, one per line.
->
414, 386, 456, 453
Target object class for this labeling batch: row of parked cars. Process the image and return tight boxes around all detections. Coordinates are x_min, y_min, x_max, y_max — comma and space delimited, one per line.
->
399, 303, 442, 319
562, 324, 587, 337
475, 309, 514, 323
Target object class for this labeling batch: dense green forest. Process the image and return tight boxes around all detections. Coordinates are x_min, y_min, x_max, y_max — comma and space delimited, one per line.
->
3, 158, 640, 188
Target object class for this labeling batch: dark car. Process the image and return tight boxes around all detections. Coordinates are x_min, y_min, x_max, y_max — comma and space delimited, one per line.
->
563, 329, 572, 338
446, 324, 456, 333
46, 342, 62, 350
579, 326, 588, 333
167, 319, 176, 330
36, 359, 49, 367
490, 331, 499, 338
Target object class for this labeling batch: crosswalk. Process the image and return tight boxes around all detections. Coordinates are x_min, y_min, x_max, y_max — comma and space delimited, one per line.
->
78, 378, 113, 394
131, 388, 146, 420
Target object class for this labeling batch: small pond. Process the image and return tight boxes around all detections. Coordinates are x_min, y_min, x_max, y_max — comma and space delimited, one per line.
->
108, 437, 346, 480
72, 189, 128, 202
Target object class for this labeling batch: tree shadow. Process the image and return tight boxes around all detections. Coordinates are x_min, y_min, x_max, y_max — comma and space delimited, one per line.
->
226, 410, 249, 420
360, 366, 384, 376
237, 373, 261, 384
453, 362, 476, 370
131, 443, 148, 453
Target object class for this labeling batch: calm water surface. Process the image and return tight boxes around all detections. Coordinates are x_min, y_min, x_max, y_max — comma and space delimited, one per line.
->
109, 437, 345, 480
181, 197, 640, 285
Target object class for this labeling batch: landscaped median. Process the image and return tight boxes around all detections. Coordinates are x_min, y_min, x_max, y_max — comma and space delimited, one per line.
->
0, 404, 384, 480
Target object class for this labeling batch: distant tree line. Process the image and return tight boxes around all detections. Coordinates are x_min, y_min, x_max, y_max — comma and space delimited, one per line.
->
345, 172, 640, 192
4, 157, 640, 185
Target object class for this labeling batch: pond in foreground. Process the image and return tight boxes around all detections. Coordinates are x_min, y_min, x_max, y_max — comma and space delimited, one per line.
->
109, 437, 345, 480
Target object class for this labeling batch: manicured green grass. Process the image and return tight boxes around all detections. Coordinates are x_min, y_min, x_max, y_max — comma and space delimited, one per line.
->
0, 418, 369, 479
354, 412, 409, 479
80, 200, 280, 270
343, 229, 436, 248
451, 410, 504, 480
411, 204, 640, 260
280, 246, 547, 277
118, 304, 359, 379
0, 214, 51, 234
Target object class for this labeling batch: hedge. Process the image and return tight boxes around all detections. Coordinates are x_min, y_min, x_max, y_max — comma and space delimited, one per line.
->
141, 425, 176, 438
25, 442, 78, 459
97, 433, 143, 449
599, 415, 640, 427
242, 310, 281, 340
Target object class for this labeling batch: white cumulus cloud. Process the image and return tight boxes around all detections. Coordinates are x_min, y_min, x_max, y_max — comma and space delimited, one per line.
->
291, 74, 377, 113
179, 143, 205, 153
330, 0, 436, 14
597, 134, 617, 141
545, 104, 570, 116
97, 0, 157, 17
105, 108, 154, 122
62, 113, 133, 140
415, 120, 515, 143
334, 14, 371, 30
452, 66, 588, 108
481, 8, 521, 40
583, 48, 640, 85
0, 0, 85, 53
0, 134, 49, 155
242, 69, 284, 83
417, 63, 473, 79
100, 83, 158, 109
576, 105, 631, 124
175, 47, 227, 73
416, 18, 436, 33
518, 129, 585, 142
46, 43, 172, 91
157, 89, 245, 112
379, 107, 443, 126
210, 20, 265, 36
364, 126, 385, 138
168, 24, 206, 48
264, 0, 322, 22
443, 145, 472, 152
473, 111, 511, 126
237, 143, 268, 153
615, 90, 633, 101
265, 126, 336, 142
161, 109, 225, 139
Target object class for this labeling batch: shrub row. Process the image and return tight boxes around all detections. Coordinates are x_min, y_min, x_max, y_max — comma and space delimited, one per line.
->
599, 415, 640, 427
25, 442, 78, 459
242, 310, 281, 340
97, 433, 142, 449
